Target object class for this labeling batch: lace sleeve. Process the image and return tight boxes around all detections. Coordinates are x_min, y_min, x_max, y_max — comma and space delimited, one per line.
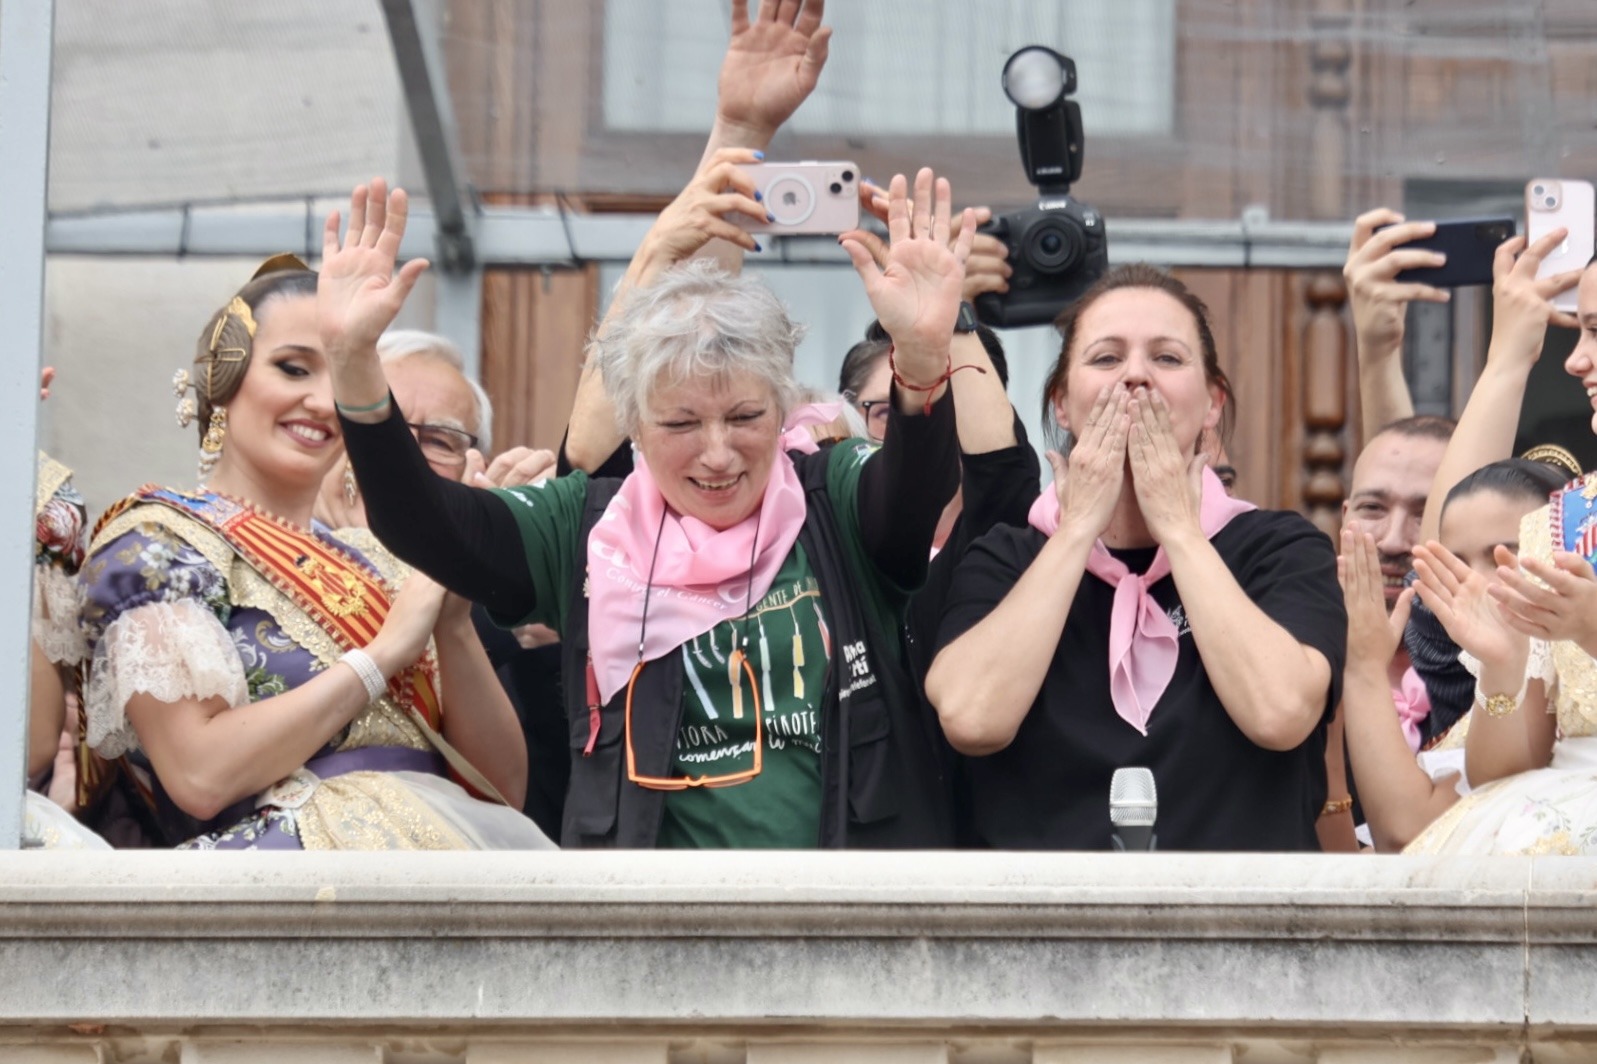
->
32, 563, 86, 666
1456, 639, 1556, 712
85, 598, 248, 757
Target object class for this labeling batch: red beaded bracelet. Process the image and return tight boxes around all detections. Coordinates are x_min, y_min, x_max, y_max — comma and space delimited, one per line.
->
887, 344, 988, 416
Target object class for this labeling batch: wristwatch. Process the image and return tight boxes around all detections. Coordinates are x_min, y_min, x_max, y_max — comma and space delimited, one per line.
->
953, 300, 979, 334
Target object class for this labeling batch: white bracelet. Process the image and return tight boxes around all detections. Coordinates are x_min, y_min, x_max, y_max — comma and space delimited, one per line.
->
1473, 674, 1529, 719
340, 648, 387, 704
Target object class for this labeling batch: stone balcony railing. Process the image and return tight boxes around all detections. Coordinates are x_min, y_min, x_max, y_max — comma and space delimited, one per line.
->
2, 852, 1594, 1063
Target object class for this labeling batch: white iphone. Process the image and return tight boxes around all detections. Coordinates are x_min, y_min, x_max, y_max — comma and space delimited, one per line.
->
1526, 177, 1595, 314
735, 161, 861, 236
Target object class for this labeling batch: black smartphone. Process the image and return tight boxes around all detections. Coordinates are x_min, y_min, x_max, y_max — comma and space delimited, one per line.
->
1377, 216, 1516, 287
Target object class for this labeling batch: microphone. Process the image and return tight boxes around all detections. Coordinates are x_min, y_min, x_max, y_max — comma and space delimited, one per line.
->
1109, 767, 1157, 851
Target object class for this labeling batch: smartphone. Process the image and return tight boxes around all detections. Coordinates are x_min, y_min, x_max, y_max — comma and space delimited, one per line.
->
735, 161, 860, 236
1526, 178, 1595, 314
1379, 216, 1516, 288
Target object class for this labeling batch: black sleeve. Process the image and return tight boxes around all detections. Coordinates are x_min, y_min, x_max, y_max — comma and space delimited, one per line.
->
855, 385, 961, 591
933, 524, 1044, 656
556, 426, 636, 480
906, 409, 1040, 680
339, 400, 536, 619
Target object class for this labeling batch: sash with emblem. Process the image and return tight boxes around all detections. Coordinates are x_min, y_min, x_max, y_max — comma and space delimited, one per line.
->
125, 485, 442, 727
1550, 473, 1597, 566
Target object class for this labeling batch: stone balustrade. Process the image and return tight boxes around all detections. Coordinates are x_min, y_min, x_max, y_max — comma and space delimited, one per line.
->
2, 851, 1594, 1063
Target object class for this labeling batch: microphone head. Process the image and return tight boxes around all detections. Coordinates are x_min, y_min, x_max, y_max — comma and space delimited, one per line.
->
1109, 767, 1157, 828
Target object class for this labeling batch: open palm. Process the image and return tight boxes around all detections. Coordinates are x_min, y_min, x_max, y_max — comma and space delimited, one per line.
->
318, 179, 429, 358
717, 0, 831, 136
842, 169, 972, 363
1413, 542, 1525, 667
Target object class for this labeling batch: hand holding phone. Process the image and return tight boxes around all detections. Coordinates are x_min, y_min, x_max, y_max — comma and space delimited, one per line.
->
735, 161, 861, 236
1526, 178, 1595, 314
1376, 216, 1516, 288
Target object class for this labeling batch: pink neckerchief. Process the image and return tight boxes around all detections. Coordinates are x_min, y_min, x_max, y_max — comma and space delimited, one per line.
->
1027, 466, 1255, 735
1392, 666, 1431, 754
585, 406, 833, 705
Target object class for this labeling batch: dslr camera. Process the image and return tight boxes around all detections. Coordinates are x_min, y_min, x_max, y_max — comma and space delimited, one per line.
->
975, 46, 1109, 328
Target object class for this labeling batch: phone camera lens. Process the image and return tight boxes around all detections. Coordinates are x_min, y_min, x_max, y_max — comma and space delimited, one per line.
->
829, 182, 843, 195
1533, 184, 1546, 196
841, 169, 855, 182
1545, 196, 1558, 208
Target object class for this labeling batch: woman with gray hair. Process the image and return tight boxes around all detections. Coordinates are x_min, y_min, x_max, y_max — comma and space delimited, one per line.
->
324, 171, 969, 849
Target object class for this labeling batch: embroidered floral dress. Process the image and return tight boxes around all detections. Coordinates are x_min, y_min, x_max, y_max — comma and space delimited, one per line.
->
80, 490, 551, 850
1407, 478, 1597, 856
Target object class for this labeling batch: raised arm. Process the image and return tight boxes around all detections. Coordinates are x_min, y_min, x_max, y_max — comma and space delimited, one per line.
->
566, 1, 829, 472
319, 181, 537, 615
1344, 208, 1447, 439
1418, 230, 1582, 543
1340, 531, 1461, 851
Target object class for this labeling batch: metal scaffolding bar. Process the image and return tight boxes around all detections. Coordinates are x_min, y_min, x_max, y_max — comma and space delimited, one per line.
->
0, 0, 57, 849
45, 205, 1358, 271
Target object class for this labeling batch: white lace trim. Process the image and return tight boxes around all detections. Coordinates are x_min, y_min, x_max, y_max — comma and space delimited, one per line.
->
1457, 639, 1556, 708
32, 565, 87, 666
85, 599, 248, 758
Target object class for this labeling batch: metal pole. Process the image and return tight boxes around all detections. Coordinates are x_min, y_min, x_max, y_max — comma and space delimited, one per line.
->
0, 0, 56, 848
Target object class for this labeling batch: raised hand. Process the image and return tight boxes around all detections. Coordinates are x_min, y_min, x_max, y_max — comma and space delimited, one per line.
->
1486, 229, 1584, 366
628, 148, 768, 285
1049, 383, 1128, 542
1127, 388, 1204, 546
318, 179, 430, 360
1343, 208, 1450, 357
715, 0, 831, 142
858, 183, 1010, 302
1488, 543, 1597, 646
1341, 530, 1414, 665
840, 169, 973, 383
1413, 540, 1527, 668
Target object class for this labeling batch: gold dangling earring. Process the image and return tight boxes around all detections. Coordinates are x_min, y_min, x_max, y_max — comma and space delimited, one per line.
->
342, 458, 359, 506
197, 407, 227, 481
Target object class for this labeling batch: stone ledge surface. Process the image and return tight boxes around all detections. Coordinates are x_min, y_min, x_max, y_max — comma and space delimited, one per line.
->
0, 852, 1592, 1036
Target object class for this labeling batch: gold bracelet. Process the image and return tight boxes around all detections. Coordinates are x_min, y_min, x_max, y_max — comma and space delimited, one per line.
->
1319, 796, 1353, 818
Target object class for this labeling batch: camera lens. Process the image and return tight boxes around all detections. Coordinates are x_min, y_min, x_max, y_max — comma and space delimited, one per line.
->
1533, 184, 1546, 196
830, 181, 843, 195
1022, 217, 1083, 273
841, 169, 855, 182
1546, 195, 1558, 208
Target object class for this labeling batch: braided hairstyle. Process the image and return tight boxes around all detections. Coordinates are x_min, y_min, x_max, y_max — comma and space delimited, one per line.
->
186, 268, 318, 444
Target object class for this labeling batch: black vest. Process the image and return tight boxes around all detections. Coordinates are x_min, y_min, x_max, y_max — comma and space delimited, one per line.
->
556, 449, 955, 848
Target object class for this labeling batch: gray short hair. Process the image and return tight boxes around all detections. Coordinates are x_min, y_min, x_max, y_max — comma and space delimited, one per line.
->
376, 329, 494, 454
594, 259, 806, 436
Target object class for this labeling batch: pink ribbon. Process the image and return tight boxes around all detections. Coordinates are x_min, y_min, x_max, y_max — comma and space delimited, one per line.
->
1027, 465, 1255, 735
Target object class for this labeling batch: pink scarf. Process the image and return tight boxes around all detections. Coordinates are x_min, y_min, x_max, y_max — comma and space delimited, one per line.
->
585, 405, 834, 704
1027, 466, 1255, 735
1392, 666, 1431, 754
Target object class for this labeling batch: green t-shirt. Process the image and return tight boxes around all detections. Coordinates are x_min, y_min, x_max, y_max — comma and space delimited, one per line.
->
493, 440, 901, 848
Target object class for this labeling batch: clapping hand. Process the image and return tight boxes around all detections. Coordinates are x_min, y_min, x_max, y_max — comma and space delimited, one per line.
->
318, 179, 429, 361
1412, 540, 1527, 668
1341, 530, 1414, 665
839, 168, 973, 387
1488, 544, 1597, 647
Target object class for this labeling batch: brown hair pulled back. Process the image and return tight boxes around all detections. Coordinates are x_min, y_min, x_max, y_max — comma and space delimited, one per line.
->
1041, 263, 1236, 450
189, 269, 318, 444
